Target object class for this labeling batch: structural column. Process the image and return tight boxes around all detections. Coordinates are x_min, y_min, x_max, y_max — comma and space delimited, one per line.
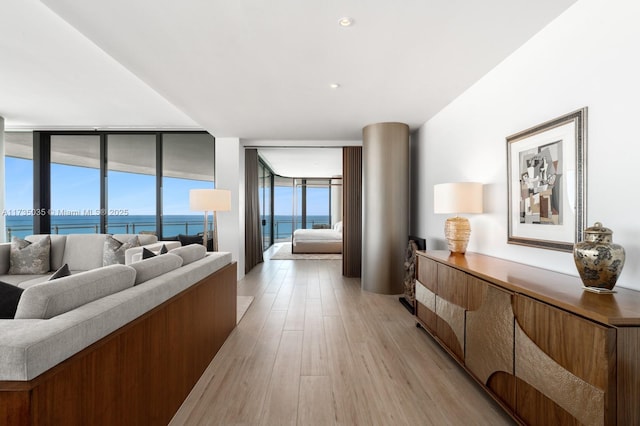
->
215, 137, 245, 279
362, 122, 410, 294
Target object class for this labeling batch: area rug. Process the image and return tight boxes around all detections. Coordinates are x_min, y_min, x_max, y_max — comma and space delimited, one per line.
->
237, 296, 254, 324
269, 243, 342, 260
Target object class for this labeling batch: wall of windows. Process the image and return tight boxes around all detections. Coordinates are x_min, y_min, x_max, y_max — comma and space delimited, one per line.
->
50, 135, 101, 234
296, 179, 331, 230
3, 131, 214, 241
258, 157, 337, 248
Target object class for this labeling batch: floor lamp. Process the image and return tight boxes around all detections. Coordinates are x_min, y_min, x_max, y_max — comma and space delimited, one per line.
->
189, 189, 231, 251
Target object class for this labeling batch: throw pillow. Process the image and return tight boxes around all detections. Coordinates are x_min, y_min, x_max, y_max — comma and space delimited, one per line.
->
0, 281, 24, 319
8, 236, 51, 275
48, 263, 70, 281
178, 234, 203, 246
142, 244, 169, 259
142, 247, 155, 260
103, 236, 140, 266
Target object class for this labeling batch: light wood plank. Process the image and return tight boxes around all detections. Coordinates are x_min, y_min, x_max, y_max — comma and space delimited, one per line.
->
297, 376, 336, 426
284, 283, 307, 331
260, 331, 303, 426
301, 298, 329, 376
171, 252, 515, 426
320, 278, 340, 317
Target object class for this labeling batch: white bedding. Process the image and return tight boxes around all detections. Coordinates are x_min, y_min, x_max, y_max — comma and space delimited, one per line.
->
292, 228, 342, 242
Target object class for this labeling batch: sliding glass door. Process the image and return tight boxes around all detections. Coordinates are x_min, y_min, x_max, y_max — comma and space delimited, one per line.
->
107, 134, 157, 234
162, 133, 215, 238
258, 161, 273, 250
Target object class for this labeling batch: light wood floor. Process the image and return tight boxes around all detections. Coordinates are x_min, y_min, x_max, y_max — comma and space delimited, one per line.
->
170, 245, 515, 426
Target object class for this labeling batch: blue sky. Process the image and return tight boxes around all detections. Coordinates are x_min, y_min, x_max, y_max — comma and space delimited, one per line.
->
272, 186, 329, 216
6, 158, 330, 217
6, 158, 212, 216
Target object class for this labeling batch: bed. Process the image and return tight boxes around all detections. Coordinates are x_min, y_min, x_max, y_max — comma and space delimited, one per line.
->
292, 221, 343, 254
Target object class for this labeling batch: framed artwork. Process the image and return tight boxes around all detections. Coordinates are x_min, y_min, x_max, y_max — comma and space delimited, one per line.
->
507, 107, 587, 251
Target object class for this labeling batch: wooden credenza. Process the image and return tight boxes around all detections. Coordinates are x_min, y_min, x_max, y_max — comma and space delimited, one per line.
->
415, 250, 640, 426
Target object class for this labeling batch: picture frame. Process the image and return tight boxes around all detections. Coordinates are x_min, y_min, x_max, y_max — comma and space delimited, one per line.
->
507, 107, 587, 252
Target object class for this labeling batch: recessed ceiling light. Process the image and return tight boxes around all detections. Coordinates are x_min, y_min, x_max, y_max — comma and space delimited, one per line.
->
329, 83, 340, 89
338, 17, 353, 27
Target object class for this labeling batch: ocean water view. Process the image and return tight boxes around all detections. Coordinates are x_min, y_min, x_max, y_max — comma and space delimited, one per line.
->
5, 214, 331, 241
266, 215, 331, 240
5, 214, 205, 240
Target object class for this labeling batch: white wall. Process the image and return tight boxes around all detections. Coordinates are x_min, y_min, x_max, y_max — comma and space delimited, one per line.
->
411, 0, 640, 291
215, 137, 245, 280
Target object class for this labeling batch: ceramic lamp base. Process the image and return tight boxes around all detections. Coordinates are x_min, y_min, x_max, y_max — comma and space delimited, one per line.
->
445, 216, 471, 254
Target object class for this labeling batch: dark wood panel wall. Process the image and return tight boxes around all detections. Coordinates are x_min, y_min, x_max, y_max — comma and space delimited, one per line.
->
342, 146, 362, 277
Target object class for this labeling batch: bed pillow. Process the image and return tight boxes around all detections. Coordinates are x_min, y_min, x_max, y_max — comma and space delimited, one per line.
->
334, 221, 343, 233
8, 236, 51, 275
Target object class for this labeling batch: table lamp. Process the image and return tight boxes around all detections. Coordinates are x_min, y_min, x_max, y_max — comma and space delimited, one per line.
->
434, 182, 483, 254
189, 189, 231, 251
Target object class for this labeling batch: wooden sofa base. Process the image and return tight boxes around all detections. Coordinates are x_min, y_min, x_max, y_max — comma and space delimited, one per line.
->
0, 262, 237, 426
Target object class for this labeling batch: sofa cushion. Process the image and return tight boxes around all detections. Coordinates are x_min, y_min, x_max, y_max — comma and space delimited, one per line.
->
103, 236, 140, 266
26, 235, 67, 271
8, 236, 51, 275
113, 233, 157, 246
48, 263, 70, 281
0, 281, 23, 319
169, 244, 207, 266
0, 274, 51, 289
129, 253, 183, 285
61, 234, 109, 271
14, 264, 136, 320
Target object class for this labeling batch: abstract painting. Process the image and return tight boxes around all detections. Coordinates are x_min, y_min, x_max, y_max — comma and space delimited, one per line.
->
507, 108, 587, 251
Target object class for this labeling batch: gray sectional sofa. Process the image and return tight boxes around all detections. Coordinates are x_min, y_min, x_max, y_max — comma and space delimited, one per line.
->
0, 233, 180, 289
0, 233, 237, 425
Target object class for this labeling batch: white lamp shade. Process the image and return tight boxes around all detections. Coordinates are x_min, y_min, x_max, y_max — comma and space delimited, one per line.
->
434, 182, 483, 214
189, 189, 231, 212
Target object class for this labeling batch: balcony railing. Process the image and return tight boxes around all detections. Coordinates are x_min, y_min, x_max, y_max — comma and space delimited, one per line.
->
6, 220, 208, 241
269, 219, 331, 241
6, 218, 331, 244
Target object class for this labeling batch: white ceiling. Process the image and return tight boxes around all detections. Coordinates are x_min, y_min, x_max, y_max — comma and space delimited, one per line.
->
0, 0, 199, 131
0, 0, 577, 143
258, 148, 343, 178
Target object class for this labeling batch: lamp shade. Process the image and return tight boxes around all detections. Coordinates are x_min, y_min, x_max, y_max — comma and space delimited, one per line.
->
434, 182, 483, 214
189, 189, 231, 212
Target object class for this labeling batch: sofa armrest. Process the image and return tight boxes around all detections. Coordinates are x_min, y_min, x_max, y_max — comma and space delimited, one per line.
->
125, 241, 181, 265
0, 242, 10, 274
